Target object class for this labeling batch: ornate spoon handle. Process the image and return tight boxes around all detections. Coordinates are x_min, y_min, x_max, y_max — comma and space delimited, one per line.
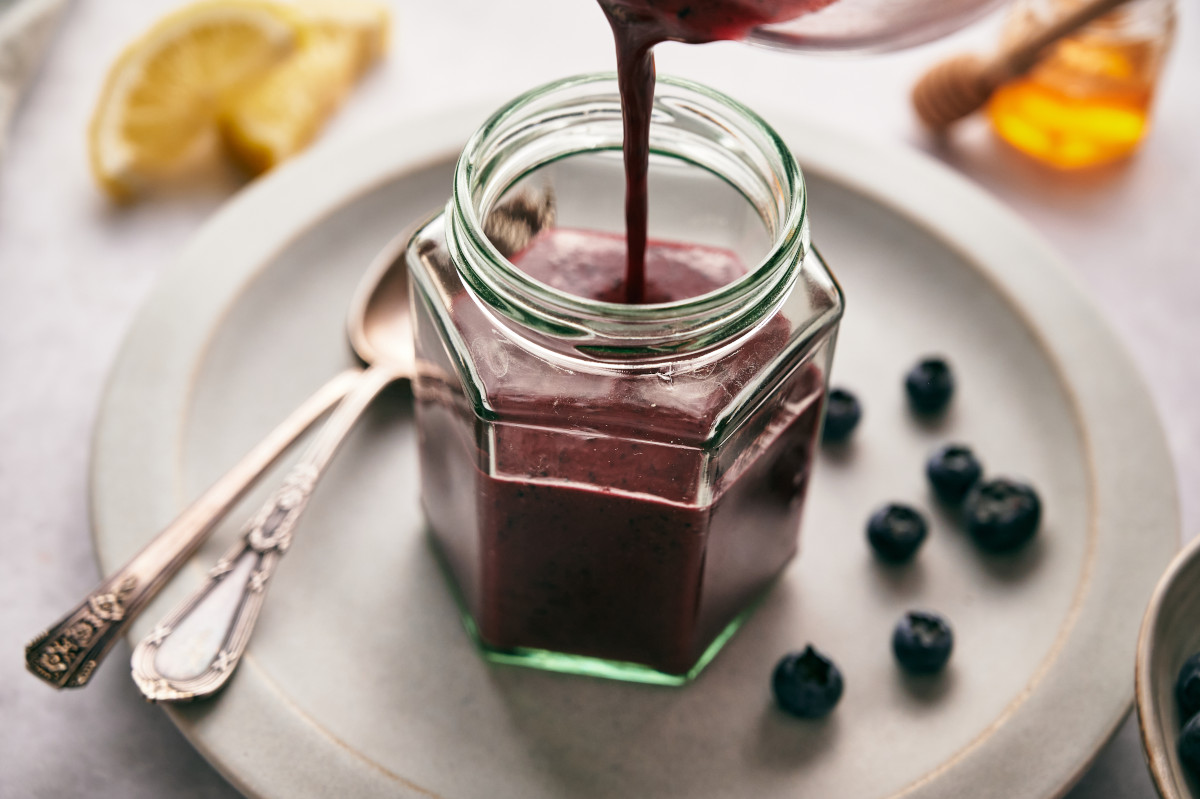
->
131, 365, 400, 702
25, 369, 362, 689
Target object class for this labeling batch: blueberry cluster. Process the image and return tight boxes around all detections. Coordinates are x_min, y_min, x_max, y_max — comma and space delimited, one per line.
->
1176, 653, 1200, 776
926, 444, 1041, 554
775, 356, 1047, 719
866, 360, 1040, 564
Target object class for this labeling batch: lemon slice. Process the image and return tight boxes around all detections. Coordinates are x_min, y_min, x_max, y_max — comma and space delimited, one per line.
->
293, 0, 390, 72
89, 0, 299, 200
219, 0, 390, 175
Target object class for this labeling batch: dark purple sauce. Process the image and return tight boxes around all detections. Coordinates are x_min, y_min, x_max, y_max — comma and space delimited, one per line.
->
511, 226, 744, 303
597, 0, 839, 303
418, 229, 826, 673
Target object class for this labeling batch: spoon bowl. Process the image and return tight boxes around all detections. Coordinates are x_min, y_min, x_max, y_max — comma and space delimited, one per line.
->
1137, 534, 1200, 798
348, 227, 418, 372
347, 194, 546, 372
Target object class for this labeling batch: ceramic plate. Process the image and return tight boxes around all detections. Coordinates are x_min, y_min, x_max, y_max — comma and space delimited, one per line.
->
91, 105, 1179, 799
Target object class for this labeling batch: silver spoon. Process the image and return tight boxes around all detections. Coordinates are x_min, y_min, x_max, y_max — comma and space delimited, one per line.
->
24, 229, 412, 691
26, 188, 550, 696
127, 186, 554, 703
127, 228, 418, 702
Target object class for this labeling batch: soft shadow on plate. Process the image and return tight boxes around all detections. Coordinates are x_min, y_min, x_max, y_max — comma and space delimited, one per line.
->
976, 532, 1047, 585
869, 557, 931, 598
750, 708, 840, 772
894, 666, 959, 709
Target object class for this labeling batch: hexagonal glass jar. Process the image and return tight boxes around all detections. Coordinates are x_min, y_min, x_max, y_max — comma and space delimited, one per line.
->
406, 74, 843, 685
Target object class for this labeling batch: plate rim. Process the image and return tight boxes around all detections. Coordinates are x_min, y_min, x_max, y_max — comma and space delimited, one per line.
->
89, 98, 1180, 799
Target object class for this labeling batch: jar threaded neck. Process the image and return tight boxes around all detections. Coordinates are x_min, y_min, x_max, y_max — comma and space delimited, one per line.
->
448, 73, 809, 362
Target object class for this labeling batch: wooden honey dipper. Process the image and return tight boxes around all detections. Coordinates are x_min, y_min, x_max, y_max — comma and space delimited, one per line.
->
912, 0, 1133, 131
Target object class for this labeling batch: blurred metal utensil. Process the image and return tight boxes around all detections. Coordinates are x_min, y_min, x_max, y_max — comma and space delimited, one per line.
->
0, 0, 69, 145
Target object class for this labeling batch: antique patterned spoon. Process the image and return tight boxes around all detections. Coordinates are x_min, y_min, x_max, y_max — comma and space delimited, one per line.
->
24, 230, 412, 690
129, 188, 553, 702
128, 228, 418, 702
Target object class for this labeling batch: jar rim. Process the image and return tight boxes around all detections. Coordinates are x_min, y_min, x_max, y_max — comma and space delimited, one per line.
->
449, 72, 808, 356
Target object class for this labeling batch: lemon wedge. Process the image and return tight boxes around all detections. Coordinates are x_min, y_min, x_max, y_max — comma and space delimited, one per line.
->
89, 0, 300, 200
292, 0, 389, 72
219, 0, 390, 175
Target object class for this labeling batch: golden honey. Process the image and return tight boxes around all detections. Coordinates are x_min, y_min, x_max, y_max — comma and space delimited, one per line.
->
987, 0, 1175, 169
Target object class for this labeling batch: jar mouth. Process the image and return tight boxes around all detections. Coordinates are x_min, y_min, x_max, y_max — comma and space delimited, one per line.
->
448, 73, 808, 357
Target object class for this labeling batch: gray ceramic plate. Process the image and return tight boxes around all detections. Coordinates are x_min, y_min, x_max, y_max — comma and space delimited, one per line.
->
91, 105, 1179, 799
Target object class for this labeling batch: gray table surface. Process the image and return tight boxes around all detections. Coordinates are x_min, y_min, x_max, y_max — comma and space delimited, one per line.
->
2, 1, 1196, 796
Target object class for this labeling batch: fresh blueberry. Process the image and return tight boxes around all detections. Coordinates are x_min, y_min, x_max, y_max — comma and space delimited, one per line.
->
1177, 652, 1200, 720
772, 645, 844, 718
822, 388, 862, 443
905, 357, 954, 415
964, 478, 1041, 553
892, 611, 954, 674
867, 503, 928, 563
1180, 714, 1200, 774
926, 444, 984, 504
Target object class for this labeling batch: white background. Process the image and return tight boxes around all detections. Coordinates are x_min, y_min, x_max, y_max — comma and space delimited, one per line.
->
1, 0, 1196, 795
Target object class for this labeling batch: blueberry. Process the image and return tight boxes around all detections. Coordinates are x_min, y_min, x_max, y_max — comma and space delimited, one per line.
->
964, 478, 1041, 553
867, 503, 928, 563
892, 611, 954, 674
905, 357, 954, 415
772, 645, 844, 718
1181, 714, 1200, 774
926, 444, 983, 504
1177, 652, 1200, 720
822, 388, 862, 443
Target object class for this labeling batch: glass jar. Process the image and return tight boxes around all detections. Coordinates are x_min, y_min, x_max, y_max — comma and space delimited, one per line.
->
406, 74, 843, 685
987, 0, 1177, 169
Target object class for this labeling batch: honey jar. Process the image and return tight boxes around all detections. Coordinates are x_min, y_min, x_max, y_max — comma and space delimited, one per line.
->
987, 0, 1176, 168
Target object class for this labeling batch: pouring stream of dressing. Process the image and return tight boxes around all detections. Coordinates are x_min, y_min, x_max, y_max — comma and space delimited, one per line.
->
597, 0, 838, 303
